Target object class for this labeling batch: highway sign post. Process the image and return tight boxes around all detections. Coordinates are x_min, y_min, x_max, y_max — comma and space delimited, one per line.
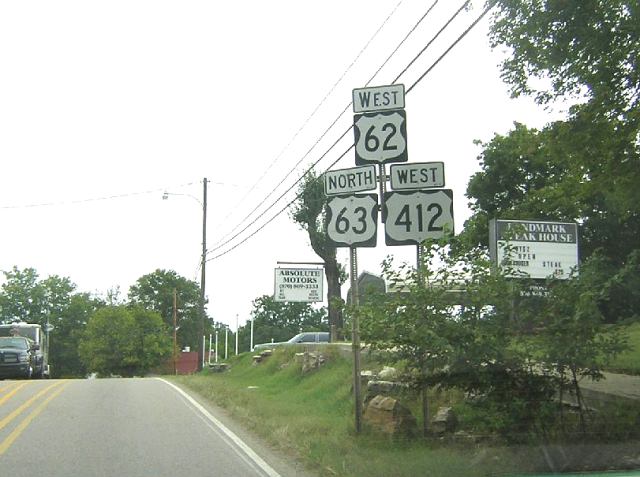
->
389, 162, 445, 190
324, 165, 377, 196
353, 84, 405, 113
382, 190, 454, 246
326, 194, 378, 248
353, 110, 408, 165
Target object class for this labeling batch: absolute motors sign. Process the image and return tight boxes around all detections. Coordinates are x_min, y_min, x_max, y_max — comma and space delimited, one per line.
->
274, 268, 324, 303
489, 219, 579, 280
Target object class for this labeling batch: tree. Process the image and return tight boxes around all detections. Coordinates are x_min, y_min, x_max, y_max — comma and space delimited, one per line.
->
490, 0, 639, 124
237, 294, 327, 351
78, 306, 171, 377
0, 267, 47, 323
128, 269, 209, 352
48, 292, 102, 378
290, 171, 345, 339
483, 1, 640, 268
360, 242, 626, 440
0, 266, 99, 377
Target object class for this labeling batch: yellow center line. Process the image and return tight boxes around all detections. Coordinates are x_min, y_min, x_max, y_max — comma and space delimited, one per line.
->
0, 380, 65, 431
0, 383, 16, 394
0, 382, 29, 404
0, 381, 69, 455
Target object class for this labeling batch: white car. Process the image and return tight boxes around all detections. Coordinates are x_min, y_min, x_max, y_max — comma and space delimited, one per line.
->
253, 332, 330, 352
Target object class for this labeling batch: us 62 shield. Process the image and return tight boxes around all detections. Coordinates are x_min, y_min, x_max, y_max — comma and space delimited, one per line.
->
383, 190, 454, 246
354, 110, 407, 165
326, 194, 378, 247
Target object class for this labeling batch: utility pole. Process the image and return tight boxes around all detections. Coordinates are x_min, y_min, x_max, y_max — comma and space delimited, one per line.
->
173, 288, 178, 375
235, 314, 239, 355
199, 177, 208, 370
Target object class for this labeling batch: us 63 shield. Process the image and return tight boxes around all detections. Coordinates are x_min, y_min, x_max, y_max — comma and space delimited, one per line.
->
354, 110, 407, 165
383, 190, 454, 246
326, 194, 378, 247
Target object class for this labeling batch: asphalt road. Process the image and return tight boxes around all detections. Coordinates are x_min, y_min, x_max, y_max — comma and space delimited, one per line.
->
0, 377, 312, 477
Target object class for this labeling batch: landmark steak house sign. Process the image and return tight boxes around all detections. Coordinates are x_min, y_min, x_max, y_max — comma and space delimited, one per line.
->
489, 219, 579, 280
274, 268, 324, 303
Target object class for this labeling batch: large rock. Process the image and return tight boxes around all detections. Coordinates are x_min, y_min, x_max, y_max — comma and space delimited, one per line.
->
364, 380, 410, 405
378, 366, 398, 381
299, 351, 325, 374
431, 406, 457, 435
364, 395, 417, 438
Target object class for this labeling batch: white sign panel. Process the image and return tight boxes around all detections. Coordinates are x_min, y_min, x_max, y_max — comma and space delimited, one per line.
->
490, 219, 579, 280
389, 162, 445, 190
354, 110, 407, 165
324, 165, 377, 196
326, 194, 378, 247
274, 268, 324, 302
383, 190, 454, 246
352, 84, 405, 113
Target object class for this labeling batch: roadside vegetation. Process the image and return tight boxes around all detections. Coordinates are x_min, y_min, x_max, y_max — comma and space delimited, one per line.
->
172, 349, 520, 477
173, 344, 640, 477
606, 322, 640, 376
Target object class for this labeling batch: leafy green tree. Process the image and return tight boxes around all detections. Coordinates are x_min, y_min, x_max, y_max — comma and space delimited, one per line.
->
362, 238, 629, 440
475, 1, 640, 324
0, 267, 47, 323
49, 293, 103, 378
290, 171, 346, 339
534, 253, 629, 435
0, 267, 99, 377
491, 0, 639, 122
237, 294, 327, 352
128, 269, 209, 352
79, 306, 171, 377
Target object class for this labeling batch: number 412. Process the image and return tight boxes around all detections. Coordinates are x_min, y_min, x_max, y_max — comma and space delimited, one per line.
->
394, 203, 443, 232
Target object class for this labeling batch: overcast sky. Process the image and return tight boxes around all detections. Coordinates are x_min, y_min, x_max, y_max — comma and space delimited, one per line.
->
0, 1, 566, 329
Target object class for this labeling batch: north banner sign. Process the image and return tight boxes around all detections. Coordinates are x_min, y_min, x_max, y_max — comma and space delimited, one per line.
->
324, 165, 377, 196
489, 219, 579, 279
274, 268, 324, 303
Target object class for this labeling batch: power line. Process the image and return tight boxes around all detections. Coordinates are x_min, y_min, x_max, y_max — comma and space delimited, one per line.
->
210, 0, 440, 249
0, 182, 196, 210
207, 1, 496, 262
212, 0, 406, 244
406, 0, 497, 94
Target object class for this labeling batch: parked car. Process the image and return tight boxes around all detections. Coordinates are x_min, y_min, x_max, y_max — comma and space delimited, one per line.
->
0, 336, 38, 379
253, 332, 330, 351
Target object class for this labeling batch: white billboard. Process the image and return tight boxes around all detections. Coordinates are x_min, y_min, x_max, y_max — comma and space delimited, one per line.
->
274, 268, 324, 302
490, 219, 579, 280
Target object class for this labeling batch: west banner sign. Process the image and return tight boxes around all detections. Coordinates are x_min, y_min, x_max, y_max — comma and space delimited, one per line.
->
489, 219, 579, 280
274, 268, 324, 303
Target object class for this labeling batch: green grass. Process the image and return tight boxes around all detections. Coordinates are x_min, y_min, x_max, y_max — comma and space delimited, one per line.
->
607, 322, 640, 375
170, 346, 640, 476
170, 348, 547, 477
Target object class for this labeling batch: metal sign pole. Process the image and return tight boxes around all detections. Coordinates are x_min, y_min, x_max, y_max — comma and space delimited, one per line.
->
378, 164, 387, 222
416, 244, 424, 281
350, 246, 363, 433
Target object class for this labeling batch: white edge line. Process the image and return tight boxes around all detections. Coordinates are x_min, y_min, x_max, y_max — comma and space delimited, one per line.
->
156, 377, 282, 477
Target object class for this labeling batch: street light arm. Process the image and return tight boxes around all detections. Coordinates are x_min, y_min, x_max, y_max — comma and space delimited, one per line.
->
162, 191, 203, 208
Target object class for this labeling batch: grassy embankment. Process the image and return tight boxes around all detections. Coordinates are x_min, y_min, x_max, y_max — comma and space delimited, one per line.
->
171, 322, 640, 476
607, 322, 640, 375
172, 347, 543, 477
